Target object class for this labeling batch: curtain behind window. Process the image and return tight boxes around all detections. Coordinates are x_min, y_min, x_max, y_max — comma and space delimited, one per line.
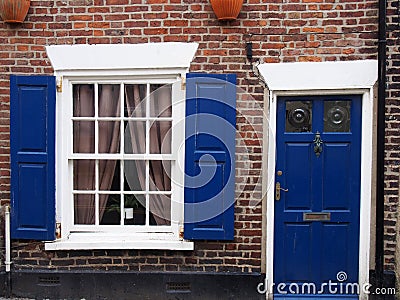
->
73, 84, 120, 224
125, 85, 171, 225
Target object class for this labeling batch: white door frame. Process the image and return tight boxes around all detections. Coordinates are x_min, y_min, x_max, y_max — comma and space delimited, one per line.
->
258, 61, 378, 300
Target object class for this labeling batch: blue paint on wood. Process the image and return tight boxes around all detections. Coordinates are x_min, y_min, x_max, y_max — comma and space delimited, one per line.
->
274, 95, 362, 297
184, 73, 236, 240
10, 75, 56, 240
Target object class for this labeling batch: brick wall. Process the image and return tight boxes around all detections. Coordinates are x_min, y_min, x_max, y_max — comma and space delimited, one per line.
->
0, 0, 386, 273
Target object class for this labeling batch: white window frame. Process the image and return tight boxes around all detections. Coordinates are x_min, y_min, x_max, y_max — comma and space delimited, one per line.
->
44, 43, 198, 250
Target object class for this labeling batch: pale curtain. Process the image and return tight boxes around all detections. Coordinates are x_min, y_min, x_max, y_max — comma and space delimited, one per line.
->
125, 85, 171, 225
74, 84, 120, 224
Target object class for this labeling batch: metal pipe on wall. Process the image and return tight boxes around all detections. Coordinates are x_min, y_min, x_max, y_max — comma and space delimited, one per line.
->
5, 205, 12, 298
5, 205, 11, 273
375, 0, 387, 293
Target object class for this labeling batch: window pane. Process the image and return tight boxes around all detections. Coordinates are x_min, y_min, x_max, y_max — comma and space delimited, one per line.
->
124, 121, 146, 154
70, 81, 178, 229
286, 101, 312, 133
324, 101, 351, 132
74, 194, 95, 225
149, 194, 171, 226
124, 84, 146, 118
101, 194, 121, 225
99, 160, 119, 191
150, 160, 171, 191
73, 84, 94, 117
98, 121, 120, 153
73, 121, 95, 153
150, 121, 171, 154
73, 160, 95, 191
98, 84, 121, 117
124, 194, 145, 225
150, 84, 172, 117
124, 160, 146, 192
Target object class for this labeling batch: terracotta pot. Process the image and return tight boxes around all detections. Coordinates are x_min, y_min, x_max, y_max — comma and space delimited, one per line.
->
0, 0, 30, 23
210, 0, 244, 21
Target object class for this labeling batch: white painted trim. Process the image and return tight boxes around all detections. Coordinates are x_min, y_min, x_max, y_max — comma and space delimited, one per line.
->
45, 233, 194, 250
358, 89, 374, 299
259, 60, 377, 300
52, 77, 186, 244
46, 43, 199, 72
257, 60, 378, 91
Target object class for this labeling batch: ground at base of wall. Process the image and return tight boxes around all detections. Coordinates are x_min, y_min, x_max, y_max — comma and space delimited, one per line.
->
0, 271, 264, 300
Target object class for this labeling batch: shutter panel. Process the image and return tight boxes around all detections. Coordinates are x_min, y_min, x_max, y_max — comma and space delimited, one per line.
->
184, 73, 236, 240
10, 75, 56, 240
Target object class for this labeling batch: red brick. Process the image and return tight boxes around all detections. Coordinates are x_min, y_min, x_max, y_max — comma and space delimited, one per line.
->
69, 15, 93, 21
88, 22, 110, 28
143, 28, 168, 35
107, 0, 129, 4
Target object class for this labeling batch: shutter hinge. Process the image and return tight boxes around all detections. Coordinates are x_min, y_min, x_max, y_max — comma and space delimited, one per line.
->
181, 77, 186, 90
179, 225, 184, 240
56, 77, 63, 93
56, 222, 61, 239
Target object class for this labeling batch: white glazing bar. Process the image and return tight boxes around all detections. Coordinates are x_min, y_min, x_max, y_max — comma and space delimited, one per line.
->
72, 190, 97, 195
120, 83, 125, 225
73, 190, 123, 195
145, 83, 150, 226
146, 83, 150, 155
69, 117, 174, 121
70, 154, 174, 160
94, 84, 99, 225
120, 160, 124, 225
95, 83, 99, 155
95, 160, 99, 226
72, 117, 120, 121
70, 84, 75, 225
120, 83, 125, 156
146, 160, 149, 226
70, 84, 74, 156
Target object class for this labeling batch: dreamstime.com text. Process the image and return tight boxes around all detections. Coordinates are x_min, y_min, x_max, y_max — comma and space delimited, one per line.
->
257, 272, 396, 296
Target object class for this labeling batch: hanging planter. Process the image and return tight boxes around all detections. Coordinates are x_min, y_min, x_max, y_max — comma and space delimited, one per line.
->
0, 0, 30, 23
210, 0, 244, 21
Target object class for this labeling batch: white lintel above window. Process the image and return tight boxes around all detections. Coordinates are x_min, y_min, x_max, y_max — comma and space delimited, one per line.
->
46, 42, 199, 77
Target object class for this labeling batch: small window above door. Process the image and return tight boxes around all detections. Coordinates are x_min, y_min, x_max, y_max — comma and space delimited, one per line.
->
285, 101, 312, 133
324, 100, 351, 132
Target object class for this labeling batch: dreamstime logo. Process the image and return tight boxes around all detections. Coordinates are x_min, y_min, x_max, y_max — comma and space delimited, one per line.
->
124, 78, 272, 222
257, 272, 396, 295
336, 271, 347, 282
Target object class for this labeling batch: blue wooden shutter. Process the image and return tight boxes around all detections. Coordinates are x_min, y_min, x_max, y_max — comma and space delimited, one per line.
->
184, 73, 236, 240
10, 75, 56, 240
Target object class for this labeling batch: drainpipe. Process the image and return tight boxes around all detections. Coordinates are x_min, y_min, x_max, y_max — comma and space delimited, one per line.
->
5, 205, 11, 273
375, 0, 387, 294
5, 205, 12, 297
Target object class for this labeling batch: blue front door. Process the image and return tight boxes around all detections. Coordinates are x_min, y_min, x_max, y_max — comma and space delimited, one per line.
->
274, 95, 362, 297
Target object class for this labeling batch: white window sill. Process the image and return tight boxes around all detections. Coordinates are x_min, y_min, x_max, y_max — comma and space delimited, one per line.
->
45, 232, 194, 251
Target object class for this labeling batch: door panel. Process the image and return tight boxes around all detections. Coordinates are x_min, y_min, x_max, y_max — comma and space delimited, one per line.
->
322, 143, 351, 210
321, 223, 349, 279
285, 143, 313, 210
274, 95, 362, 297
284, 223, 313, 282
